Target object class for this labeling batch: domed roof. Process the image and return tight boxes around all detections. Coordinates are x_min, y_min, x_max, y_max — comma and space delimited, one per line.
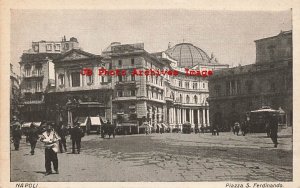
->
165, 43, 211, 68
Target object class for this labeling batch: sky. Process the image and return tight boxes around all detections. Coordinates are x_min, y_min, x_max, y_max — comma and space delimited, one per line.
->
11, 9, 292, 74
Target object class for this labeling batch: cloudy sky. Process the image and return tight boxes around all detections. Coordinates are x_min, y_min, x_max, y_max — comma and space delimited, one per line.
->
11, 9, 292, 73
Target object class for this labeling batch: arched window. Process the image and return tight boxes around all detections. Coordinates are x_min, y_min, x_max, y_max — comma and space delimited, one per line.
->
186, 95, 190, 104
179, 94, 182, 103
194, 95, 198, 104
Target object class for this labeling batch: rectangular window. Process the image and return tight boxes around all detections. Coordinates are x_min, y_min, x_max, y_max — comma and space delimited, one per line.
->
117, 90, 123, 97
36, 82, 42, 92
131, 58, 135, 66
58, 74, 64, 85
71, 72, 80, 87
131, 75, 135, 81
25, 68, 31, 77
130, 89, 136, 96
118, 75, 123, 82
46, 44, 52, 51
118, 60, 122, 67
54, 44, 61, 51
87, 75, 93, 84
36, 67, 42, 76
193, 82, 198, 89
186, 82, 190, 89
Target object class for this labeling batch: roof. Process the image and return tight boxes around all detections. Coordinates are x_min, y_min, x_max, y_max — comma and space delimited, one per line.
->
20, 53, 62, 63
254, 30, 292, 42
165, 43, 211, 68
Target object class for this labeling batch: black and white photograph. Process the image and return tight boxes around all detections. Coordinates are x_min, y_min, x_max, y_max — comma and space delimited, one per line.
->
1, 1, 298, 187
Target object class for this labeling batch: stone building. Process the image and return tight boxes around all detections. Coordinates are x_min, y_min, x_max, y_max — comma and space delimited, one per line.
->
18, 37, 79, 122
10, 64, 20, 118
102, 42, 228, 132
46, 49, 113, 126
208, 31, 293, 131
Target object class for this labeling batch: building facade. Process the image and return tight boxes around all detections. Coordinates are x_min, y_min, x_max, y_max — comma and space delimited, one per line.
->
18, 38, 230, 132
103, 42, 228, 132
19, 37, 79, 122
10, 64, 20, 118
46, 49, 113, 126
208, 31, 293, 130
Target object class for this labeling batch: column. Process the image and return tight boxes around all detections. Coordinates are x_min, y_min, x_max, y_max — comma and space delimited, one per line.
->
189, 109, 194, 124
197, 110, 200, 126
178, 108, 181, 124
203, 109, 206, 127
173, 108, 176, 124
183, 109, 186, 123
191, 109, 194, 125
207, 109, 210, 126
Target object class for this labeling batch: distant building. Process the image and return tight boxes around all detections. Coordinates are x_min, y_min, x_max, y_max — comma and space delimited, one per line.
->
10, 64, 20, 118
19, 37, 79, 122
208, 31, 293, 130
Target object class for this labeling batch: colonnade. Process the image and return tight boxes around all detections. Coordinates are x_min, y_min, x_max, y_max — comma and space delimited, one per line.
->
168, 107, 209, 127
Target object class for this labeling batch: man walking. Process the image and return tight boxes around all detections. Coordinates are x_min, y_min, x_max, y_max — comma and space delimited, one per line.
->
269, 113, 279, 148
11, 116, 22, 150
27, 123, 39, 155
40, 123, 61, 175
57, 122, 68, 153
70, 123, 83, 154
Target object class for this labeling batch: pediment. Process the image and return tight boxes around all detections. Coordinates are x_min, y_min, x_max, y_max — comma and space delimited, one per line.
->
61, 51, 91, 61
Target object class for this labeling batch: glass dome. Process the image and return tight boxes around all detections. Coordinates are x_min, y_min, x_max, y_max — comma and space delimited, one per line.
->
165, 43, 211, 68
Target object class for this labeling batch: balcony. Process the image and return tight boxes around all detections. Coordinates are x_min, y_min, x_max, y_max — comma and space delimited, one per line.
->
54, 83, 113, 93
113, 96, 137, 101
23, 72, 44, 78
146, 82, 164, 90
22, 100, 44, 104
22, 88, 35, 93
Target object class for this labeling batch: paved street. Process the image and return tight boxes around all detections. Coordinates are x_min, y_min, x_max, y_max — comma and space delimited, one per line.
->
11, 128, 292, 182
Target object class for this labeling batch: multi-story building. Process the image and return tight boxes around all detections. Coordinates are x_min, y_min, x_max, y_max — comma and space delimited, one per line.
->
103, 42, 228, 132
208, 31, 293, 130
19, 37, 79, 122
10, 64, 20, 118
46, 48, 113, 125
18, 38, 229, 132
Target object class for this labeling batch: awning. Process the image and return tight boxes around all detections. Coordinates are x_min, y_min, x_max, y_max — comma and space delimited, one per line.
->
77, 117, 88, 127
90, 116, 101, 125
22, 122, 41, 128
251, 108, 278, 113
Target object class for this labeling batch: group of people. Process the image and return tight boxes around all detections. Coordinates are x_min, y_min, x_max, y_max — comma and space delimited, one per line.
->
11, 117, 85, 175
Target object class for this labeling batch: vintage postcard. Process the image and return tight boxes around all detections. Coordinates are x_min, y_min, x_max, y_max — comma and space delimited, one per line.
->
1, 0, 299, 188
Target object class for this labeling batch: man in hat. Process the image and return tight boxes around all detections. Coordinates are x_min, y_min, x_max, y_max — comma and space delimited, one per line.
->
269, 113, 279, 148
11, 116, 22, 150
40, 123, 61, 175
27, 123, 39, 155
70, 122, 84, 154
57, 121, 68, 153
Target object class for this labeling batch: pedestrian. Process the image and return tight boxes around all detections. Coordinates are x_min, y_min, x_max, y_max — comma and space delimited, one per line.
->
27, 123, 39, 155
200, 125, 204, 134
233, 122, 240, 135
70, 122, 84, 154
269, 113, 279, 148
40, 123, 61, 175
11, 116, 22, 151
57, 122, 68, 153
